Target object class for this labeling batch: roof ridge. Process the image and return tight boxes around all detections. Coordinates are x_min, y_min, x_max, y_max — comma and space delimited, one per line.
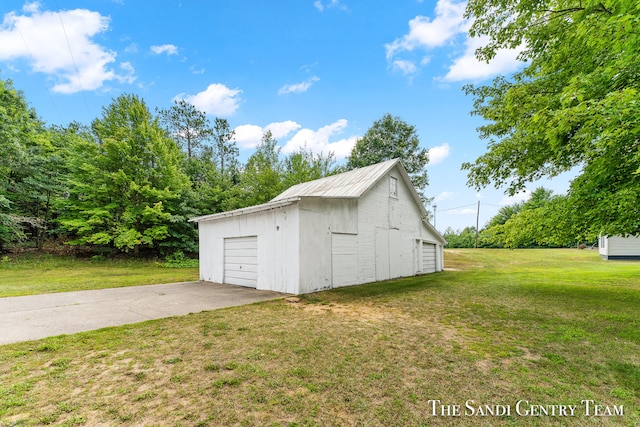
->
271, 158, 400, 202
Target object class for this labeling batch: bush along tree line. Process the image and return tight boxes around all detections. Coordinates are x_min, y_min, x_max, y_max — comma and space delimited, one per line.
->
443, 188, 596, 249
0, 80, 431, 257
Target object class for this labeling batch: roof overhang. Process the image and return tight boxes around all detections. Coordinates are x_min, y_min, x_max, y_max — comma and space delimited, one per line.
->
189, 198, 300, 223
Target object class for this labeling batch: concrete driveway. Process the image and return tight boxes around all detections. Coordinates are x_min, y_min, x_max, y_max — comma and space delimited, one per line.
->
0, 281, 286, 345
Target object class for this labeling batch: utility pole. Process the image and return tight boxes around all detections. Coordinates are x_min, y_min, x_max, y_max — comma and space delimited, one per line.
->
433, 204, 437, 229
475, 200, 480, 248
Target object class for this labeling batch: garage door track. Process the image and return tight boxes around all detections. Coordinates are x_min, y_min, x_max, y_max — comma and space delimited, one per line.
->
0, 281, 286, 345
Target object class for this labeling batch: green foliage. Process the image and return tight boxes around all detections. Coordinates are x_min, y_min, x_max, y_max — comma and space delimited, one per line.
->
443, 227, 477, 248
159, 250, 199, 268
59, 94, 193, 254
283, 145, 336, 189
0, 77, 340, 255
0, 79, 43, 248
212, 117, 239, 177
158, 99, 212, 159
238, 131, 285, 206
346, 113, 430, 201
481, 188, 580, 248
462, 0, 640, 237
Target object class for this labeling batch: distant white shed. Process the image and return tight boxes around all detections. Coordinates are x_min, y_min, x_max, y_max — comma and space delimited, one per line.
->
190, 159, 446, 295
598, 235, 640, 260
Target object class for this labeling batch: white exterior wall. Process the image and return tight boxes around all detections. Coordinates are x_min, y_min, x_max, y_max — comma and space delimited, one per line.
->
297, 198, 358, 294
196, 164, 445, 294
197, 205, 300, 294
355, 165, 444, 285
599, 235, 640, 259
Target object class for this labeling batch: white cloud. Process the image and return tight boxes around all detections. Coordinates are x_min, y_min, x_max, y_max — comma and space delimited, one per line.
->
385, 0, 468, 59
499, 190, 531, 205
190, 65, 205, 74
434, 191, 454, 203
266, 120, 302, 139
235, 119, 357, 158
124, 43, 138, 53
278, 76, 320, 95
174, 83, 242, 116
386, 0, 523, 82
282, 119, 358, 159
22, 2, 39, 14
234, 120, 301, 149
428, 143, 451, 165
391, 59, 417, 76
234, 124, 265, 149
441, 36, 522, 82
150, 44, 178, 56
0, 4, 133, 93
314, 0, 346, 12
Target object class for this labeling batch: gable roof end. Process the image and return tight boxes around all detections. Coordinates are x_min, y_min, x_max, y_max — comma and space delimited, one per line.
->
272, 158, 400, 201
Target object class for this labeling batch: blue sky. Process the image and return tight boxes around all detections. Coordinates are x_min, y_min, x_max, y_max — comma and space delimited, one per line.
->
0, 0, 575, 232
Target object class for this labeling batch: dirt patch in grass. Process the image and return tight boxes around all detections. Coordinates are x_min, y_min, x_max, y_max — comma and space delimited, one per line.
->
293, 300, 400, 322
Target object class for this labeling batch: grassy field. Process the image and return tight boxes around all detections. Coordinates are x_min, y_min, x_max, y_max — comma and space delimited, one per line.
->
0, 249, 639, 426
0, 254, 198, 297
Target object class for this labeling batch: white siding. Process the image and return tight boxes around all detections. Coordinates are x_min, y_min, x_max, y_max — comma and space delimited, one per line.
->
374, 227, 390, 281
357, 166, 443, 283
600, 235, 640, 259
297, 198, 358, 293
223, 236, 258, 287
598, 235, 608, 257
196, 204, 300, 294
331, 233, 358, 287
196, 162, 446, 294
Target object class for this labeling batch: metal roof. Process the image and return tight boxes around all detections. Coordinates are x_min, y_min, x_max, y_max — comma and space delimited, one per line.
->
190, 158, 448, 245
189, 198, 299, 223
272, 158, 401, 201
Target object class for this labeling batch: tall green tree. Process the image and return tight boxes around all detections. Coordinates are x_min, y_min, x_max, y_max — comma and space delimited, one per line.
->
238, 131, 284, 206
212, 117, 239, 177
60, 94, 193, 254
157, 99, 212, 159
347, 113, 430, 202
462, 0, 640, 238
283, 145, 336, 188
0, 78, 35, 249
0, 78, 66, 249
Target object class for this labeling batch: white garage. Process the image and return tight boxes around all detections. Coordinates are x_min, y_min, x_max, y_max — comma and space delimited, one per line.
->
191, 159, 447, 295
223, 236, 258, 287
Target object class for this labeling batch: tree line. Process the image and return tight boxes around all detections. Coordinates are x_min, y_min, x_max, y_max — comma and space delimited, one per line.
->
0, 79, 430, 256
443, 188, 592, 249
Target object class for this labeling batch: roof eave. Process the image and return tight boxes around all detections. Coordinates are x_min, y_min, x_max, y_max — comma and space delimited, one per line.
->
189, 198, 300, 223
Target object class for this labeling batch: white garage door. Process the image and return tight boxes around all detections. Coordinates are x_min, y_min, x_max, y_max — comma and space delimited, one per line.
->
422, 242, 436, 273
224, 236, 258, 288
332, 233, 358, 287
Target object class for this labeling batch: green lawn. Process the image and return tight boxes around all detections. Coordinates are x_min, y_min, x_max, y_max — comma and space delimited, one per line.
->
0, 254, 198, 297
0, 249, 638, 426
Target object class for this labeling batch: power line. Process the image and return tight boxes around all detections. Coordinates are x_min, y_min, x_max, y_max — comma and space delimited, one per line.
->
438, 203, 478, 212
55, 2, 92, 117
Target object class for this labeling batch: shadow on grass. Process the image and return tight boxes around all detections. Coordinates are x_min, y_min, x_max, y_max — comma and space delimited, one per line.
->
308, 271, 454, 301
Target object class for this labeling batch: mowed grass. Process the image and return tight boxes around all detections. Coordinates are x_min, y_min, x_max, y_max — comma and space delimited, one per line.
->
0, 254, 198, 297
1, 249, 639, 426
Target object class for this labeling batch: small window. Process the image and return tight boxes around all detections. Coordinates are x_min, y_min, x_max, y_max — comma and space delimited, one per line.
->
389, 176, 398, 198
